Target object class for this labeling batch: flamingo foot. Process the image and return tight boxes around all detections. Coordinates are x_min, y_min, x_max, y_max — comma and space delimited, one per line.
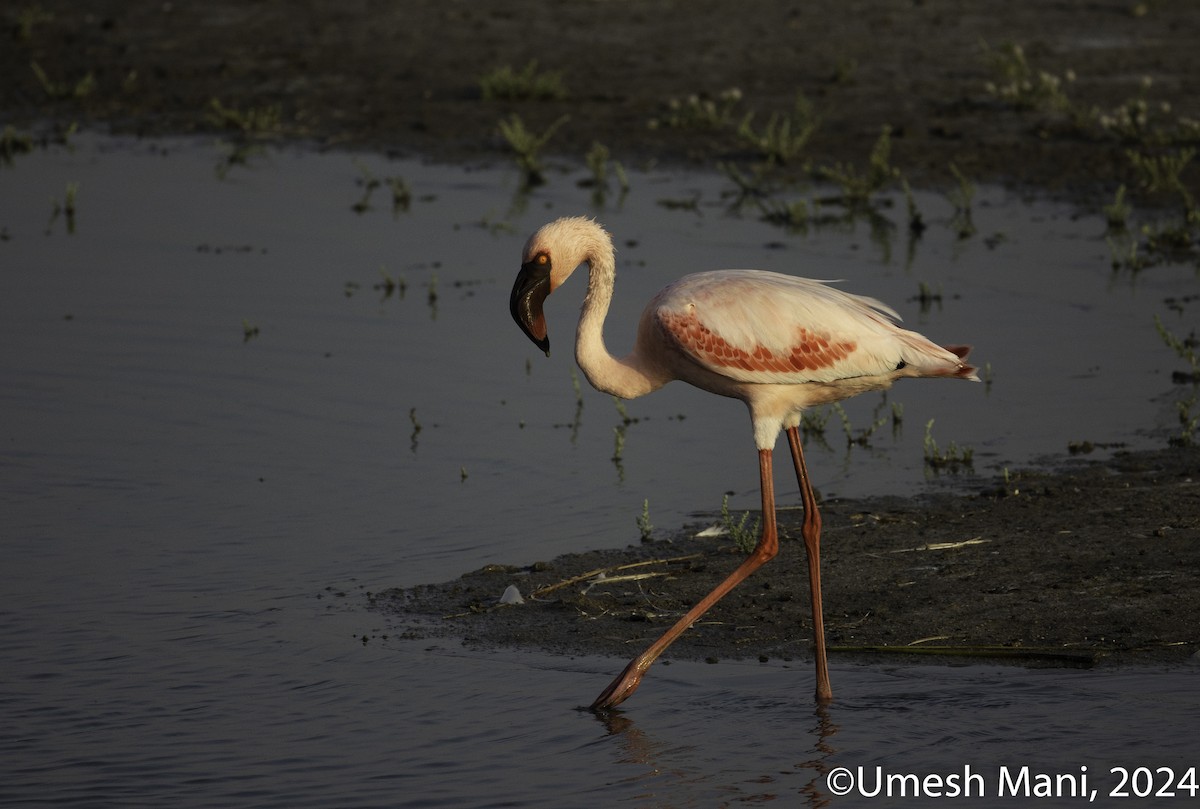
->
589, 658, 647, 712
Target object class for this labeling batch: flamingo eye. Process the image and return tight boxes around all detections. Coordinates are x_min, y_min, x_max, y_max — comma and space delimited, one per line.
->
535, 252, 549, 265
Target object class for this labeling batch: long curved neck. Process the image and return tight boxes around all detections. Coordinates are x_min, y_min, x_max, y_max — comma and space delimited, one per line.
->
575, 248, 661, 399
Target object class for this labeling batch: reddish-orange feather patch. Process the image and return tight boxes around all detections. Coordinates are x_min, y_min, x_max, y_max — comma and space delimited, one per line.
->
661, 310, 857, 375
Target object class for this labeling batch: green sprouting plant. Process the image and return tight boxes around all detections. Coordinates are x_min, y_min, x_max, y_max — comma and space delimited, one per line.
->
947, 163, 977, 240
375, 266, 407, 300
427, 270, 439, 317
832, 401, 888, 447
1127, 147, 1196, 203
718, 161, 783, 210
45, 181, 78, 234
213, 141, 267, 179
636, 499, 654, 542
818, 125, 899, 208
721, 493, 761, 554
205, 99, 282, 136
737, 94, 819, 165
0, 125, 34, 166
1154, 314, 1200, 379
386, 176, 412, 213
409, 407, 422, 452
583, 141, 629, 200
612, 425, 626, 464
799, 405, 832, 438
923, 419, 974, 470
31, 61, 94, 100
1141, 217, 1199, 255
980, 40, 1074, 113
656, 194, 701, 212
1103, 184, 1132, 231
479, 61, 567, 101
1107, 232, 1148, 273
649, 87, 744, 131
350, 160, 411, 215
902, 178, 926, 235
1091, 75, 1183, 145
612, 396, 639, 426
498, 113, 569, 187
760, 198, 812, 232
15, 5, 54, 41
914, 281, 943, 314
1171, 395, 1198, 447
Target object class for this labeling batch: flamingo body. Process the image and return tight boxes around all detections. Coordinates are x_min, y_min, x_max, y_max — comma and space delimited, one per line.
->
509, 216, 978, 709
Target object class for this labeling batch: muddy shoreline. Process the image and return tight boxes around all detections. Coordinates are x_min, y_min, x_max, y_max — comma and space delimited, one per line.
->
5, 2, 1198, 669
377, 448, 1199, 669
5, 1, 1199, 203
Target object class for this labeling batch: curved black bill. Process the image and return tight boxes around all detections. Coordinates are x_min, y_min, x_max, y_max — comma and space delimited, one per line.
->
509, 261, 552, 356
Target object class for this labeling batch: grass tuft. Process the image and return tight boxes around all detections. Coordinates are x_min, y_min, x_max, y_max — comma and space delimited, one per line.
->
480, 61, 567, 101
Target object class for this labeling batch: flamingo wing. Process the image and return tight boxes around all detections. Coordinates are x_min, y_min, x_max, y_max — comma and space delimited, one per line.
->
651, 270, 939, 384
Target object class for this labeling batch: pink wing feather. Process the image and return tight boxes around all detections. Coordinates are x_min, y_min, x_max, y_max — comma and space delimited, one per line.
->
651, 271, 967, 384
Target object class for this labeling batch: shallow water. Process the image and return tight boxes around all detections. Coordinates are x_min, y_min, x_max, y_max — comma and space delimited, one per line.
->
2, 136, 1197, 806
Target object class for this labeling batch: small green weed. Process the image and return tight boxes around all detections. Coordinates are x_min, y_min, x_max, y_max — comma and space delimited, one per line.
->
981, 41, 1074, 114
923, 419, 974, 470
649, 87, 744, 131
721, 493, 761, 554
736, 94, 819, 165
1103, 184, 1132, 231
205, 98, 282, 136
818, 125, 899, 209
1171, 395, 1198, 447
832, 401, 888, 447
351, 160, 412, 215
583, 141, 629, 202
498, 113, 569, 187
1154, 314, 1200, 381
31, 61, 94, 100
902, 178, 926, 235
480, 61, 567, 101
14, 5, 54, 41
409, 407, 422, 452
0, 125, 34, 166
45, 181, 78, 234
636, 499, 654, 542
1126, 147, 1196, 203
800, 406, 832, 438
947, 163, 977, 240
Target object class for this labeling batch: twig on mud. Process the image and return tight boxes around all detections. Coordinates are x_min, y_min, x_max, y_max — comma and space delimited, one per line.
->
528, 554, 703, 599
888, 537, 989, 553
442, 553, 707, 617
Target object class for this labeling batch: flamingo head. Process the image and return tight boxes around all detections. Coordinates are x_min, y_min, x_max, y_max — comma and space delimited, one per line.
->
509, 249, 553, 356
511, 217, 611, 358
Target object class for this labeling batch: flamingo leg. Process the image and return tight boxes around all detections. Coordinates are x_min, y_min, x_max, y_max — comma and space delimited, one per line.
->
785, 426, 833, 702
590, 448, 780, 711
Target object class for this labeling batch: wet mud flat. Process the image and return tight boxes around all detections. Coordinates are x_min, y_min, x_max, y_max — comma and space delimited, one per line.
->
376, 447, 1200, 669
5, 1, 1199, 200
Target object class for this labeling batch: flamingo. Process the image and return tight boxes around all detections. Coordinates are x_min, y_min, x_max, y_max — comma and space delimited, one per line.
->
509, 216, 978, 710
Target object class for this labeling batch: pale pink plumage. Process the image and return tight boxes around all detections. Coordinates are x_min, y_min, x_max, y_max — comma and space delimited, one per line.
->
508, 216, 979, 710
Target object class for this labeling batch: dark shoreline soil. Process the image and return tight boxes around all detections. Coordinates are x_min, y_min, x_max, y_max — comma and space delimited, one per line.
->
4, 1, 1199, 204
5, 2, 1198, 668
376, 448, 1200, 669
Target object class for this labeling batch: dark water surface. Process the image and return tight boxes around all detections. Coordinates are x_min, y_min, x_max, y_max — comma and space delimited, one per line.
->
2, 136, 1196, 806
